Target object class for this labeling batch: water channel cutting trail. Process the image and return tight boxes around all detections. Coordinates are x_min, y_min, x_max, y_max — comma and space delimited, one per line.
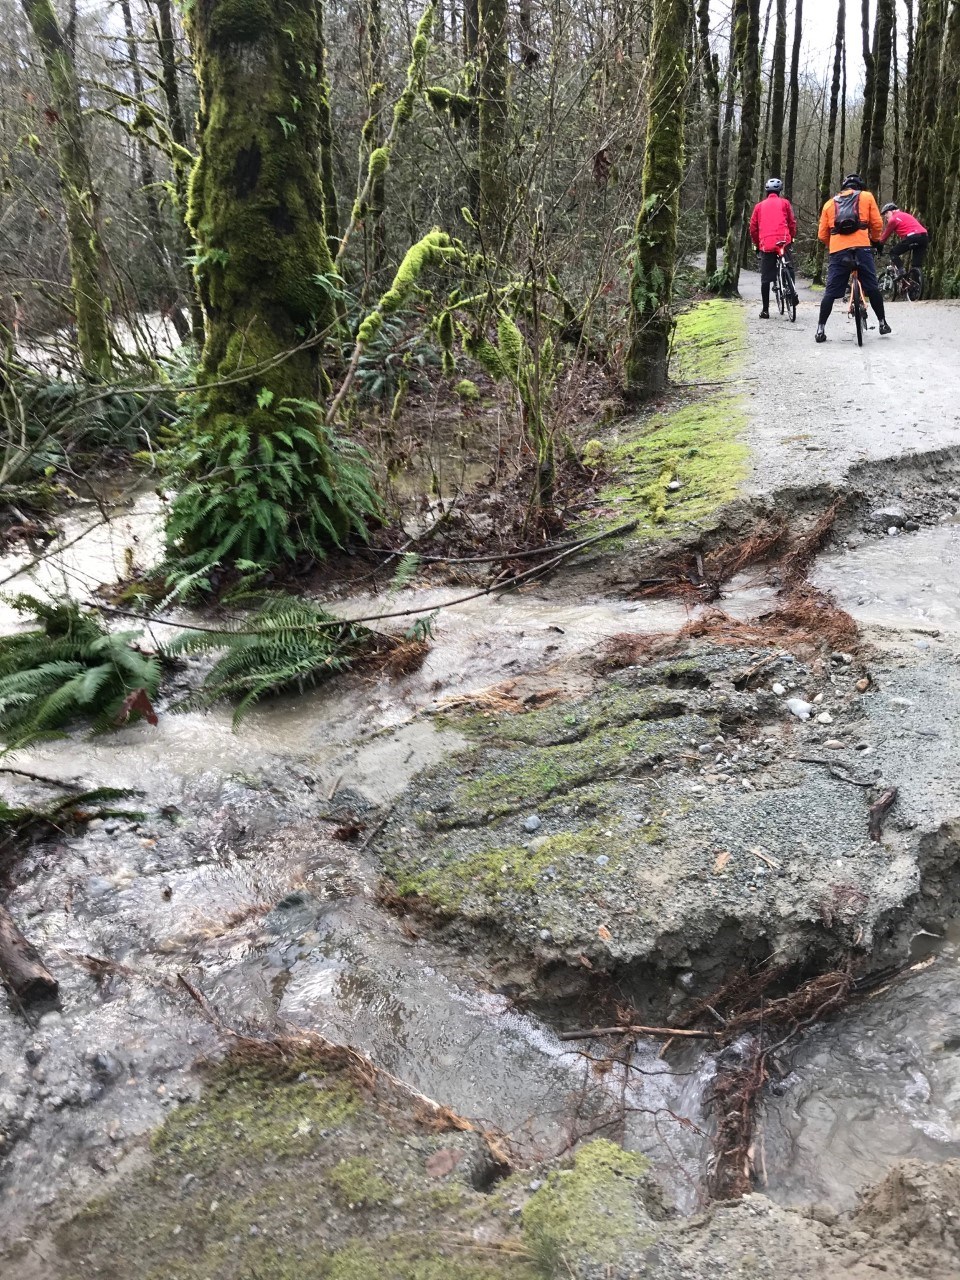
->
3, 281, 960, 1267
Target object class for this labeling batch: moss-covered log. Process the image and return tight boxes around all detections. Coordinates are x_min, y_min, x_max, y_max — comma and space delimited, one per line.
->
624, 0, 690, 400
20, 0, 113, 378
167, 0, 376, 574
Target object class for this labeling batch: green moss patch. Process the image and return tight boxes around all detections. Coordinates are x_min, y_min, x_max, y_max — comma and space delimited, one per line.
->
522, 1140, 658, 1271
582, 298, 749, 542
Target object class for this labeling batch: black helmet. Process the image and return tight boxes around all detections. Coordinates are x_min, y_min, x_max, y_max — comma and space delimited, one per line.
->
765, 177, 783, 193
841, 173, 865, 189
881, 202, 899, 214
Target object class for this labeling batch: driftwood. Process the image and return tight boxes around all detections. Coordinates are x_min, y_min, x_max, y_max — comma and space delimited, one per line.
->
0, 904, 59, 1005
558, 1023, 720, 1042
869, 787, 898, 841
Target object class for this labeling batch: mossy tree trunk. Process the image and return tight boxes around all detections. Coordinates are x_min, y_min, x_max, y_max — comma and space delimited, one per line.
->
20, 0, 113, 378
171, 0, 369, 571
624, 0, 690, 401
715, 0, 761, 294
865, 0, 894, 196
365, 0, 387, 277
814, 0, 845, 283
697, 0, 722, 275
783, 0, 802, 194
857, 0, 877, 174
769, 0, 787, 175
922, 0, 960, 292
477, 0, 509, 242
318, 0, 341, 258
891, 10, 901, 195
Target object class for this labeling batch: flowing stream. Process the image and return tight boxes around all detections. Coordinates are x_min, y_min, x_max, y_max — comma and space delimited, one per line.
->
3, 497, 960, 1240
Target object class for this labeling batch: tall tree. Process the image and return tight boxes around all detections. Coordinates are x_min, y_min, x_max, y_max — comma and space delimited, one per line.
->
892, 8, 901, 195
857, 0, 877, 173
697, 0, 722, 274
921, 0, 960, 290
477, 0, 509, 240
20, 0, 113, 377
715, 0, 762, 292
169, 0, 372, 572
769, 0, 787, 174
625, 0, 690, 400
865, 0, 894, 194
716, 14, 738, 237
119, 0, 190, 340
364, 0, 387, 277
783, 0, 802, 194
814, 0, 845, 281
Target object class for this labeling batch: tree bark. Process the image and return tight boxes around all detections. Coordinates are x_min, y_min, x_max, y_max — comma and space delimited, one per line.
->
478, 0, 509, 242
20, 0, 113, 378
865, 0, 894, 195
365, 0, 387, 276
814, 0, 845, 282
923, 0, 960, 292
717, 12, 738, 237
769, 0, 787, 174
0, 903, 59, 1006
857, 0, 877, 174
119, 0, 190, 341
625, 0, 690, 400
151, 0, 204, 345
716, 0, 761, 292
784, 0, 802, 194
697, 0, 722, 274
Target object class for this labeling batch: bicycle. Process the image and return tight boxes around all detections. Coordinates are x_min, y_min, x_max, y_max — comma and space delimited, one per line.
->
879, 257, 923, 302
770, 241, 797, 322
843, 252, 871, 346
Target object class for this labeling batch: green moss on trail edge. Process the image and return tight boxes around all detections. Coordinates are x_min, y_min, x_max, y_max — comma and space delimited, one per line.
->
48, 1051, 670, 1280
581, 298, 748, 543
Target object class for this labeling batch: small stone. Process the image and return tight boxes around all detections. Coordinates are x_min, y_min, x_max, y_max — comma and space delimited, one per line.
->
887, 526, 900, 536
539, 929, 552, 942
836, 653, 854, 665
667, 480, 682, 491
595, 855, 610, 867
771, 682, 786, 696
25, 1046, 44, 1066
812, 693, 824, 704
824, 739, 844, 749
811, 1202, 840, 1227
870, 505, 906, 528
785, 697, 813, 720
856, 678, 870, 692
523, 815, 542, 833
890, 696, 914, 707
905, 520, 920, 531
914, 639, 930, 650
816, 712, 834, 724
528, 1179, 544, 1191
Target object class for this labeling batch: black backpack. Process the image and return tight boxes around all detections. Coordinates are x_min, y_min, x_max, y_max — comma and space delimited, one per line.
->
833, 190, 865, 235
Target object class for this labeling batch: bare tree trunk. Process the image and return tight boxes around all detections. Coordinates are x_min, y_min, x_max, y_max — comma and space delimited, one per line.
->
866, 0, 894, 195
815, 0, 845, 282
698, 0, 723, 274
151, 0, 203, 345
625, 0, 691, 400
716, 0, 762, 292
769, 0, 787, 174
784, 0, 802, 194
119, 0, 190, 341
20, 0, 113, 377
478, 0, 509, 241
840, 32, 848, 173
0, 903, 59, 1007
717, 11, 738, 237
857, 0, 877, 173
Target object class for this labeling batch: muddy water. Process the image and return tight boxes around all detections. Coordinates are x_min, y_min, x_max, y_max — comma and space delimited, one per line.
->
4, 496, 960, 1240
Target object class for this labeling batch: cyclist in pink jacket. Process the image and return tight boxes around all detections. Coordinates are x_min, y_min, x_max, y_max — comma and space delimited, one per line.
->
750, 178, 800, 318
877, 203, 929, 277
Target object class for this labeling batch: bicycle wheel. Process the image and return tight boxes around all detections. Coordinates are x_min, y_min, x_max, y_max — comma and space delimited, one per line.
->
775, 264, 786, 314
908, 268, 924, 301
853, 281, 864, 346
786, 276, 797, 323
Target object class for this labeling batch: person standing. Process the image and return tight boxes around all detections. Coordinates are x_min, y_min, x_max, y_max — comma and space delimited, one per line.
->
750, 178, 800, 318
815, 173, 890, 343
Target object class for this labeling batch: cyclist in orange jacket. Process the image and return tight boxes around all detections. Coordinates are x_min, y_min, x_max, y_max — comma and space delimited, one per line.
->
815, 173, 890, 343
750, 177, 800, 318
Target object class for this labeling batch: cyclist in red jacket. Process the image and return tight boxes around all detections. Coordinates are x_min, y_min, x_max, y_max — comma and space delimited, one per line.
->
877, 203, 929, 276
750, 178, 800, 318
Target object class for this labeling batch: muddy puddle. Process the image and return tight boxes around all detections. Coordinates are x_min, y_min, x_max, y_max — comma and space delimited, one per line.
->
4, 491, 960, 1245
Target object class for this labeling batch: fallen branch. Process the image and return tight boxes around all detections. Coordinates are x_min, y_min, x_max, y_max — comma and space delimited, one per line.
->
558, 1023, 720, 1042
0, 903, 59, 1007
868, 787, 898, 841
